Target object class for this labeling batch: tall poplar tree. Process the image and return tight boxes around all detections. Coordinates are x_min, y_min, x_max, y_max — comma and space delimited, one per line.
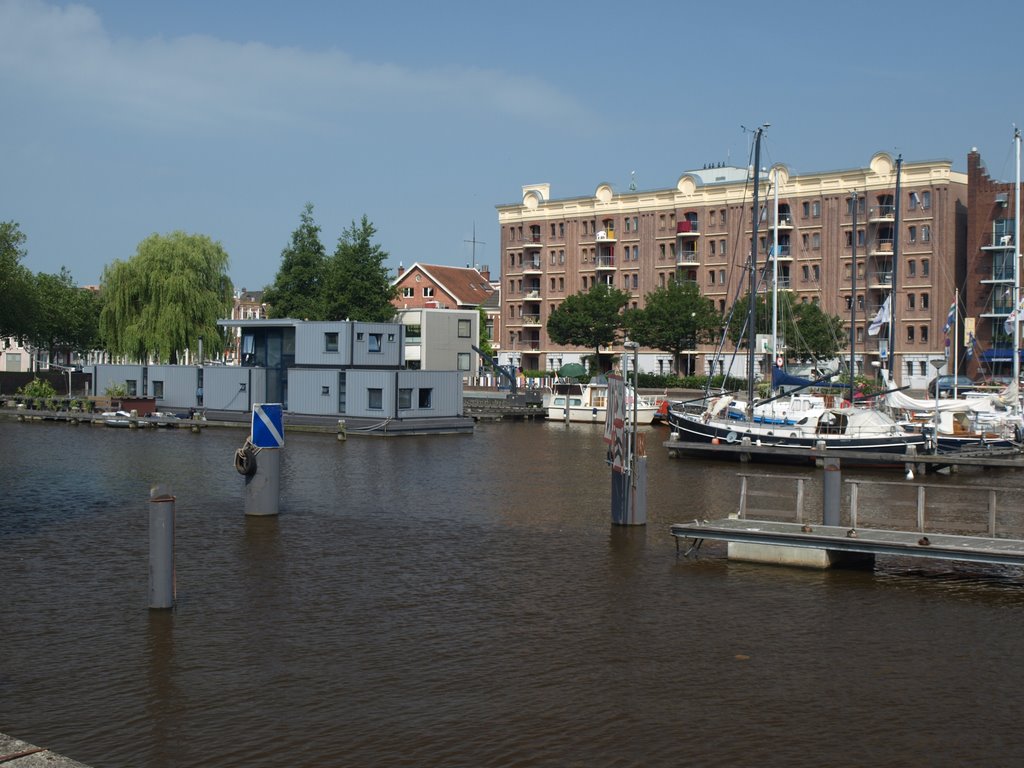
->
323, 215, 397, 322
264, 202, 327, 319
99, 231, 233, 363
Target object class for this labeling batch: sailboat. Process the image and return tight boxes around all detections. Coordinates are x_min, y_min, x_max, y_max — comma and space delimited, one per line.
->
885, 130, 1024, 452
666, 128, 927, 461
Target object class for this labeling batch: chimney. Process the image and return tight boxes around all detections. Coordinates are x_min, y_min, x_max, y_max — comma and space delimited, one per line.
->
479, 264, 490, 282
397, 262, 405, 277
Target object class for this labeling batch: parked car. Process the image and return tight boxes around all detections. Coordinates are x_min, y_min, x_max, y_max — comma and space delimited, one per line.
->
926, 374, 975, 398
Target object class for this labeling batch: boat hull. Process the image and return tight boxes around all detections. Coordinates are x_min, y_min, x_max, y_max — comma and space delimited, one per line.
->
667, 409, 927, 463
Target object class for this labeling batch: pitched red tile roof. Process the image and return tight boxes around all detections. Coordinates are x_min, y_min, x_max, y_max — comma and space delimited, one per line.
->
396, 263, 495, 308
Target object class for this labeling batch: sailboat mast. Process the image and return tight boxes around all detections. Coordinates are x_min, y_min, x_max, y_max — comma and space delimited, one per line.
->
1014, 128, 1021, 394
772, 168, 779, 373
890, 155, 903, 387
850, 190, 858, 402
746, 127, 764, 417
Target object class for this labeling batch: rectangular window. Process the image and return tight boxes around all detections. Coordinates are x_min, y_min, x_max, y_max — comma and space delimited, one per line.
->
398, 388, 412, 409
812, 201, 821, 218
921, 325, 929, 343
402, 287, 414, 298
922, 225, 931, 243
812, 233, 821, 249
321, 385, 330, 396
458, 352, 471, 370
368, 388, 383, 410
908, 294, 916, 310
908, 226, 917, 244
126, 380, 137, 396
922, 259, 930, 276
356, 332, 364, 341
405, 324, 421, 342
369, 333, 382, 352
423, 287, 434, 297
324, 332, 339, 352
458, 319, 471, 338
922, 191, 931, 209
338, 372, 347, 412
908, 260, 916, 276
418, 388, 433, 409
907, 326, 915, 343
153, 381, 164, 398
921, 293, 929, 309
802, 202, 810, 218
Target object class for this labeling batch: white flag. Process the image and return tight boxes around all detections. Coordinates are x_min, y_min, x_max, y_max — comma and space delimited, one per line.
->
1004, 297, 1024, 335
868, 295, 891, 337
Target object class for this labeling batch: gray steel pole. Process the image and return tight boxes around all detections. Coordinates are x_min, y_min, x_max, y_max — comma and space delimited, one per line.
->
148, 488, 175, 609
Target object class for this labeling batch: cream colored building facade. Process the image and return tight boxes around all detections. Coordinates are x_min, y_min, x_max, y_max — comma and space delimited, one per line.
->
496, 152, 966, 389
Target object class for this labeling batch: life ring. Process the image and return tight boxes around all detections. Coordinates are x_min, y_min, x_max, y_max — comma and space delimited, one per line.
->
840, 400, 852, 409
725, 431, 738, 444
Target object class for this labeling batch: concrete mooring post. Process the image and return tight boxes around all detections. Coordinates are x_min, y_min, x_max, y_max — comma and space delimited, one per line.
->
148, 485, 175, 610
241, 403, 284, 516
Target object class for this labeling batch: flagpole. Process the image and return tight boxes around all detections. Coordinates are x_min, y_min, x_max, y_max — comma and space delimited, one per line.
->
953, 287, 959, 385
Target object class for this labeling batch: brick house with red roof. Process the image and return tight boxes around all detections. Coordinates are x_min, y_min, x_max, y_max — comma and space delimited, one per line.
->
392, 263, 500, 357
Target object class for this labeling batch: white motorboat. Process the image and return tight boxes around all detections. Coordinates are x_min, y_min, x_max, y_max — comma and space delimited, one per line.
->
544, 376, 660, 424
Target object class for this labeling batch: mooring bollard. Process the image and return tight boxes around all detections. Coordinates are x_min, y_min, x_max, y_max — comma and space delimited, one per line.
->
148, 485, 175, 610
241, 403, 283, 516
337, 418, 347, 441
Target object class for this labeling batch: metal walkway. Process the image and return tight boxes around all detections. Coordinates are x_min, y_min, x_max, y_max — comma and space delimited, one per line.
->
671, 518, 1024, 567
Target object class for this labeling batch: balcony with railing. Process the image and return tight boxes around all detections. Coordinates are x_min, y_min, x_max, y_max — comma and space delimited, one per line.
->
869, 238, 894, 256
522, 313, 542, 326
523, 258, 542, 273
677, 249, 699, 265
595, 254, 616, 269
982, 224, 1016, 250
981, 300, 1014, 318
981, 265, 1015, 283
595, 227, 616, 242
676, 220, 700, 237
868, 271, 893, 289
868, 204, 895, 223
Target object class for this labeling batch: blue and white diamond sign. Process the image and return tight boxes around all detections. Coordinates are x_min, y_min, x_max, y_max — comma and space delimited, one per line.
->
251, 403, 284, 448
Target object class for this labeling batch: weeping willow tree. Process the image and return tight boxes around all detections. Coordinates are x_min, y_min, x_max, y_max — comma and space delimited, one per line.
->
100, 232, 234, 363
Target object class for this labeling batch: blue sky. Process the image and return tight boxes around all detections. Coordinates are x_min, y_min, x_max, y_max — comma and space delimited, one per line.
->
2, 0, 1023, 291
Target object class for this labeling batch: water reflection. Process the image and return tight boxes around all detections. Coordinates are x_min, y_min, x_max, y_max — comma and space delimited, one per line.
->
3, 419, 1024, 767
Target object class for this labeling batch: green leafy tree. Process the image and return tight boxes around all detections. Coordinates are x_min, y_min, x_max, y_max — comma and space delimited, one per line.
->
787, 300, 847, 361
0, 221, 39, 339
625, 281, 720, 375
477, 307, 495, 358
29, 268, 101, 362
726, 291, 845, 362
99, 231, 233, 363
323, 215, 398, 322
264, 203, 327, 319
724, 293, 771, 347
547, 283, 630, 371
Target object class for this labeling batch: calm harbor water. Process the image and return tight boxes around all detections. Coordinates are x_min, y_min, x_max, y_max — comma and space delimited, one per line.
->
3, 417, 1024, 767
